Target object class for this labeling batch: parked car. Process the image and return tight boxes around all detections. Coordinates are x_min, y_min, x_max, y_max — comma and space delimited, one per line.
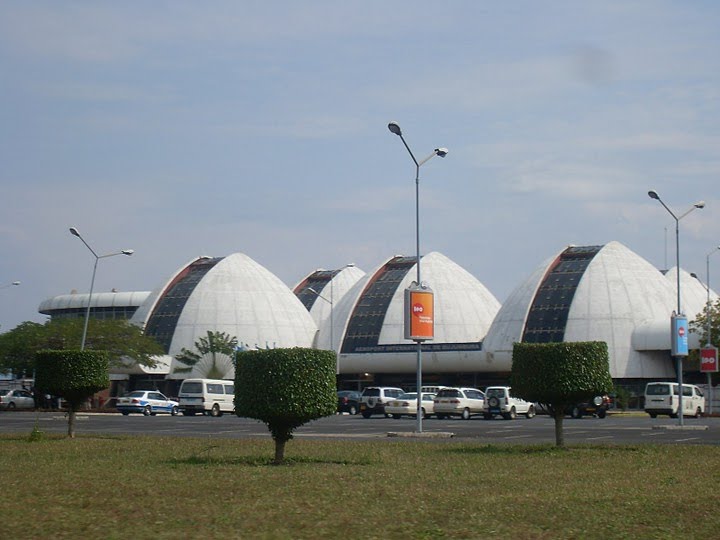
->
644, 382, 705, 418
359, 387, 405, 418
386, 392, 436, 419
116, 390, 179, 416
567, 395, 612, 418
434, 387, 485, 420
483, 386, 536, 419
0, 389, 35, 410
178, 378, 235, 417
337, 390, 362, 415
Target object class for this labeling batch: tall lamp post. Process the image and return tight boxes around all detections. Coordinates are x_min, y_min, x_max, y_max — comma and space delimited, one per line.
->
308, 284, 336, 374
704, 246, 720, 413
388, 121, 448, 433
69, 227, 133, 351
647, 190, 705, 425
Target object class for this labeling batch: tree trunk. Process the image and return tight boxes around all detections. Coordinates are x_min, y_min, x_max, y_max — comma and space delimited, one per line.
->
68, 408, 76, 439
553, 409, 564, 447
273, 438, 286, 465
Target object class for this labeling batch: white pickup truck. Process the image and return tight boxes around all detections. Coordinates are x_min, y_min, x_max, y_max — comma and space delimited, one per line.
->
483, 386, 536, 420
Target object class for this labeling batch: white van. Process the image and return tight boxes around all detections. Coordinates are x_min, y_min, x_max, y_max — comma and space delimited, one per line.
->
644, 382, 705, 418
178, 379, 235, 417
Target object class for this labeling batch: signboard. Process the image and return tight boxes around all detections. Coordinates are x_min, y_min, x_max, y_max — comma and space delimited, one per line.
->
701, 346, 718, 373
671, 314, 689, 357
404, 286, 434, 342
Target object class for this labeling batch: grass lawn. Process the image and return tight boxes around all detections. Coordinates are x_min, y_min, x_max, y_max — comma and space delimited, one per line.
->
2, 432, 719, 539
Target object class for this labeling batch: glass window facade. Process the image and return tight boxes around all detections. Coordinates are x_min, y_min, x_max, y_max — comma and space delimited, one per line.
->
522, 245, 602, 343
341, 256, 416, 354
144, 257, 224, 353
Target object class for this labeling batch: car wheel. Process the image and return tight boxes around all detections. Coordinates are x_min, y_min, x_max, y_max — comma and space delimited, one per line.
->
421, 408, 429, 419
461, 408, 471, 420
182, 411, 194, 416
7, 402, 16, 410
649, 412, 657, 418
597, 409, 607, 419
349, 405, 357, 415
571, 407, 582, 419
210, 404, 221, 417
483, 413, 492, 420
436, 413, 446, 420
392, 414, 401, 419
669, 413, 678, 419
171, 406, 179, 416
362, 411, 372, 419
121, 411, 130, 416
695, 407, 702, 418
143, 405, 152, 416
508, 406, 517, 420
526, 406, 535, 419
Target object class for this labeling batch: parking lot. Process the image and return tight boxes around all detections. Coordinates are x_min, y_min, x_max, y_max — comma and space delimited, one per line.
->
1, 411, 717, 445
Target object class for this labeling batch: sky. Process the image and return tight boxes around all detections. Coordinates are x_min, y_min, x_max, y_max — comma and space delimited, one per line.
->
1, 1, 720, 333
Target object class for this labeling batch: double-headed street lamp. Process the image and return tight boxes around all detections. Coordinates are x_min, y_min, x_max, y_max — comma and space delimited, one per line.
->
647, 190, 705, 426
308, 284, 336, 374
388, 121, 448, 434
69, 227, 133, 351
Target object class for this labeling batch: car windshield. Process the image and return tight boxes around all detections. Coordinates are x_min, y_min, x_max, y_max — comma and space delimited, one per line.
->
180, 382, 203, 393
485, 388, 505, 398
125, 391, 146, 398
436, 389, 461, 398
362, 388, 380, 397
646, 384, 672, 396
399, 393, 417, 400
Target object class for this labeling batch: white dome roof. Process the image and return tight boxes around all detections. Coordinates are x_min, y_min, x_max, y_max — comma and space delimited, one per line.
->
483, 241, 678, 378
335, 252, 501, 373
131, 253, 317, 378
663, 267, 718, 321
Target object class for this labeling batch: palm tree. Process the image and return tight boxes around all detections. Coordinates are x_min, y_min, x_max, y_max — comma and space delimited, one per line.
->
174, 330, 238, 379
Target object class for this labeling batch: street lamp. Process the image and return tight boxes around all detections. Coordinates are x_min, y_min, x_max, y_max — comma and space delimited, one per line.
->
308, 284, 336, 374
69, 227, 133, 351
388, 121, 448, 433
0, 280, 21, 290
647, 190, 705, 425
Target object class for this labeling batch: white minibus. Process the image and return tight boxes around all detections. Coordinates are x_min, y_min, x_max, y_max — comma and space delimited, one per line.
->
644, 382, 705, 418
178, 379, 235, 417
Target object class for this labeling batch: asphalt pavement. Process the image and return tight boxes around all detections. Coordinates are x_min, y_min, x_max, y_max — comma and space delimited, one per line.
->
1, 410, 718, 445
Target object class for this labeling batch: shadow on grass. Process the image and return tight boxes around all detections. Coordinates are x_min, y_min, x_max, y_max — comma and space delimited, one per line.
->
446, 443, 649, 456
169, 448, 373, 467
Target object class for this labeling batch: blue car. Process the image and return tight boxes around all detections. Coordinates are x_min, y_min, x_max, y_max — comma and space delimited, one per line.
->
116, 390, 179, 416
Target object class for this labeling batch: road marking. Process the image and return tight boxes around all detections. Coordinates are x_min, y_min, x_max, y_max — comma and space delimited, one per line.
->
586, 436, 614, 440
675, 437, 701, 443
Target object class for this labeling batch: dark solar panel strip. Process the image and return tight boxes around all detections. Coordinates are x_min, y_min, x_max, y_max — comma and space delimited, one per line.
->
144, 257, 224, 352
295, 269, 339, 310
521, 245, 602, 343
341, 256, 416, 354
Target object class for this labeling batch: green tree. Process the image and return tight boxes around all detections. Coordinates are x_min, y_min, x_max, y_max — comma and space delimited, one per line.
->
34, 350, 109, 438
174, 330, 238, 379
0, 319, 163, 377
689, 298, 720, 381
510, 341, 613, 447
235, 348, 336, 464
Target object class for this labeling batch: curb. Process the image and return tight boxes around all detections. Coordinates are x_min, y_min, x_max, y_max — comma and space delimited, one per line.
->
387, 431, 455, 439
652, 424, 709, 431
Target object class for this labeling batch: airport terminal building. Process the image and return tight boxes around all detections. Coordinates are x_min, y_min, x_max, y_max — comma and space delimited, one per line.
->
37, 241, 716, 398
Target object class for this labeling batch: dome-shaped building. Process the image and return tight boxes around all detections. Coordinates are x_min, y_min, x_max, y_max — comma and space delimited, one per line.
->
332, 252, 501, 375
483, 241, 682, 381
663, 267, 718, 321
293, 264, 366, 353
130, 253, 318, 380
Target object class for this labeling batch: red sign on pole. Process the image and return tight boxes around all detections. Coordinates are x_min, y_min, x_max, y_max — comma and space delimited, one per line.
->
700, 346, 718, 373
404, 287, 434, 342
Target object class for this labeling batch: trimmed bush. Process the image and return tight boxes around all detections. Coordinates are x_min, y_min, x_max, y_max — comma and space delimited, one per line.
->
235, 348, 336, 464
510, 341, 613, 446
35, 349, 109, 438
